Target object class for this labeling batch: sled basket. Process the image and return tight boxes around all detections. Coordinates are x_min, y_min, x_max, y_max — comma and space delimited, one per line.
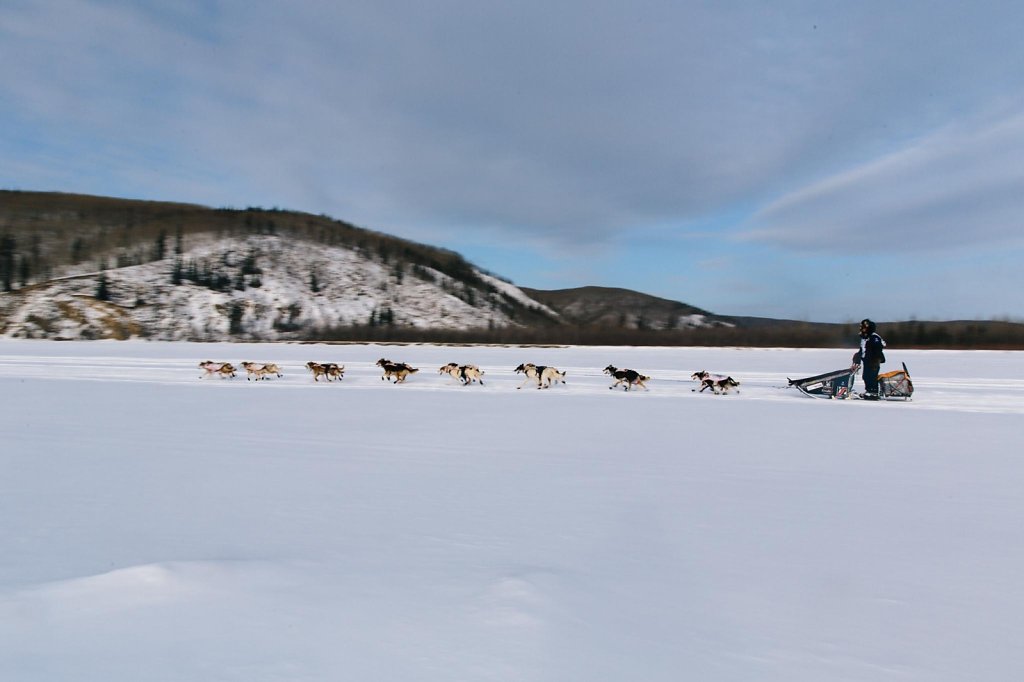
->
878, 363, 914, 400
788, 366, 859, 399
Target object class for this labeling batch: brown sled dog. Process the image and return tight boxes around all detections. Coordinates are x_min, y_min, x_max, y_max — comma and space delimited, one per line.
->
199, 361, 236, 379
307, 361, 344, 382
377, 358, 419, 383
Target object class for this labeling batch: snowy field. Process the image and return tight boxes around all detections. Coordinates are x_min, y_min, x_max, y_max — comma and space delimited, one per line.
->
2, 340, 1023, 682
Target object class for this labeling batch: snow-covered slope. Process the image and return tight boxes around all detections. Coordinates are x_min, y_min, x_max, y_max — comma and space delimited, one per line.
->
0, 235, 557, 340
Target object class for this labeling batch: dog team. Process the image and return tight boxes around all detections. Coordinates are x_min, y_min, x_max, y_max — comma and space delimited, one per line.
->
199, 359, 740, 394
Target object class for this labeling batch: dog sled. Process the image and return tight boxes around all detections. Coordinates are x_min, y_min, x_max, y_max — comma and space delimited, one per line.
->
788, 362, 913, 400
788, 366, 859, 399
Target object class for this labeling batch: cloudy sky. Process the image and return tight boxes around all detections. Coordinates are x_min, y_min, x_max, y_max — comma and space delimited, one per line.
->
2, 1, 1023, 322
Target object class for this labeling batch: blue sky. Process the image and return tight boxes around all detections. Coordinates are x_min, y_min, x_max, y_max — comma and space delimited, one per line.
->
2, 1, 1023, 322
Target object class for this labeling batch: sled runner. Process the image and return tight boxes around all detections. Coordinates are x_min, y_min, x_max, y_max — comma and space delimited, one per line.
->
787, 366, 859, 399
878, 362, 914, 400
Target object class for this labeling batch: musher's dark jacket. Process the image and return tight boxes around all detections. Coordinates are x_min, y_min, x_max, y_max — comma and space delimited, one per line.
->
853, 333, 885, 367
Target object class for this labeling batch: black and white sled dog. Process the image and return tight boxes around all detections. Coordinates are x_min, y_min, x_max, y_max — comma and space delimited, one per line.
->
376, 358, 419, 383
691, 370, 740, 395
514, 363, 567, 389
603, 365, 650, 391
439, 362, 485, 386
705, 376, 740, 394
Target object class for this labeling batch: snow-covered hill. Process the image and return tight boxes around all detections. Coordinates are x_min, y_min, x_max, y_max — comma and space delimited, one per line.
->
0, 191, 729, 341
0, 234, 562, 341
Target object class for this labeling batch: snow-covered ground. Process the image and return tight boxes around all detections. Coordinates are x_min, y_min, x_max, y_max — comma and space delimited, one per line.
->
1, 340, 1023, 681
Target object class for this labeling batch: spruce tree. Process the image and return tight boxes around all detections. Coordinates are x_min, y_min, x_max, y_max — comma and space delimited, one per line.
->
95, 273, 111, 301
155, 231, 167, 261
0, 234, 16, 292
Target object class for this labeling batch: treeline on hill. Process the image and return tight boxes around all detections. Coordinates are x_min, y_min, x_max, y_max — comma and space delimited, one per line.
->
0, 190, 504, 299
303, 319, 1024, 350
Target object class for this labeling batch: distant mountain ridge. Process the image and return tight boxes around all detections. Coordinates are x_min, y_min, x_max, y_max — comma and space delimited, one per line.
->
521, 286, 723, 331
0, 191, 725, 341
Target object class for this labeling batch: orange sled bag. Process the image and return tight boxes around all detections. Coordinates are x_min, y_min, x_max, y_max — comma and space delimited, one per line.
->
878, 363, 914, 400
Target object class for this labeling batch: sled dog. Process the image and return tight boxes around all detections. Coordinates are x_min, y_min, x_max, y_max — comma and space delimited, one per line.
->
199, 361, 235, 379
241, 362, 283, 381
377, 358, 418, 383
514, 363, 566, 389
691, 370, 724, 383
439, 362, 485, 385
539, 366, 566, 388
691, 370, 733, 392
699, 376, 740, 395
604, 365, 650, 391
307, 361, 344, 382
514, 363, 540, 389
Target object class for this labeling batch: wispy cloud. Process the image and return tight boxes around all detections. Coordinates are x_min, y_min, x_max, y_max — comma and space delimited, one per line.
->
3, 1, 1024, 319
743, 111, 1024, 254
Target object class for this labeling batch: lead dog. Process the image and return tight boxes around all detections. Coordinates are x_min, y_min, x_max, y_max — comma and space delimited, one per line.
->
604, 365, 650, 391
